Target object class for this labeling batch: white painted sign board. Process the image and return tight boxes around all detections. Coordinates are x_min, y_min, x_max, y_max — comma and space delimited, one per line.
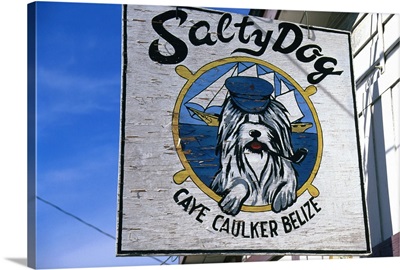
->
117, 4, 371, 256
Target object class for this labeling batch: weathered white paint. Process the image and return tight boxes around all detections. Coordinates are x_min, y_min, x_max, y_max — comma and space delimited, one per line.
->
117, 5, 370, 256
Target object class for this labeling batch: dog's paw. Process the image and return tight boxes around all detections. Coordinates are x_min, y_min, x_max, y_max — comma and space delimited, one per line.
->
271, 183, 297, 213
219, 183, 249, 216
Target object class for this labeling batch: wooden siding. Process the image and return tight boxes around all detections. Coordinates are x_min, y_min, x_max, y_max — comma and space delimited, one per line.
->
352, 13, 399, 247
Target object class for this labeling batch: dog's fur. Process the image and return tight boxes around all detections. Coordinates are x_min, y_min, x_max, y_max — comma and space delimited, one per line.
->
211, 97, 298, 216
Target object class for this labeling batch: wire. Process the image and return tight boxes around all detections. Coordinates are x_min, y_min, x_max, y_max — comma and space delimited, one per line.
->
36, 196, 170, 265
161, 256, 179, 265
37, 196, 116, 240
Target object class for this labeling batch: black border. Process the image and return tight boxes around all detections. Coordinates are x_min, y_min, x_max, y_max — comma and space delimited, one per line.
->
347, 30, 372, 255
116, 3, 128, 256
116, 5, 371, 257
117, 249, 372, 257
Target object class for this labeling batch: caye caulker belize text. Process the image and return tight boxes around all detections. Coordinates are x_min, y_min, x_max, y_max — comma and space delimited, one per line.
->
174, 188, 322, 238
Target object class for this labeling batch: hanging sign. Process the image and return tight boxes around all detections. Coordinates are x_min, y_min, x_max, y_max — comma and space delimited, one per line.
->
117, 4, 371, 256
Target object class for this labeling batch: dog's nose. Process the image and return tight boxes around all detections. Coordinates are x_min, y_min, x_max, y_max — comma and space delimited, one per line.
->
249, 129, 261, 138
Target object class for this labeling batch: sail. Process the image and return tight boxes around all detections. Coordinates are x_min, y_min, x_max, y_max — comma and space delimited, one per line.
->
186, 84, 228, 110
185, 64, 237, 110
273, 72, 304, 123
275, 90, 304, 123
258, 72, 275, 97
237, 63, 257, 77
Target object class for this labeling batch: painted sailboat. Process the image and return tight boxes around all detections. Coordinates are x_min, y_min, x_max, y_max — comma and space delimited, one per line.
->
185, 62, 313, 133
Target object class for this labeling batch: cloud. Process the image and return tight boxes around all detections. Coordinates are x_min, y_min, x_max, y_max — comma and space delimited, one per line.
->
34, 67, 122, 147
37, 66, 120, 112
37, 140, 119, 195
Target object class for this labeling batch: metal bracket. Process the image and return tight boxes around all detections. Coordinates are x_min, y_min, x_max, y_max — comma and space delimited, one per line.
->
301, 11, 312, 39
376, 13, 386, 74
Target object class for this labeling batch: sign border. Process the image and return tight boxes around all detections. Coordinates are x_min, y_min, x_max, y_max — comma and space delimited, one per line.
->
116, 4, 371, 256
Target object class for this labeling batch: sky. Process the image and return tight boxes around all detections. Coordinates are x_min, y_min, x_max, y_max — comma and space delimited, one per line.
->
0, 1, 399, 270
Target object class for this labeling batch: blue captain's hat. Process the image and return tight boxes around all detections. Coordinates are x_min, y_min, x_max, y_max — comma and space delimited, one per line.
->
225, 76, 274, 113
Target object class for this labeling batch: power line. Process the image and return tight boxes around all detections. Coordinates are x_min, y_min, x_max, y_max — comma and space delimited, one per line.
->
36, 196, 170, 265
161, 256, 179, 265
37, 196, 116, 240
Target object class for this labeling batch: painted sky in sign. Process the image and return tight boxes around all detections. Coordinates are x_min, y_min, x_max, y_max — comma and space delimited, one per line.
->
33, 2, 249, 269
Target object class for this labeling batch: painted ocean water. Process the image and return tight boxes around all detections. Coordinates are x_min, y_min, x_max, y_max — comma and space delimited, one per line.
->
178, 123, 318, 190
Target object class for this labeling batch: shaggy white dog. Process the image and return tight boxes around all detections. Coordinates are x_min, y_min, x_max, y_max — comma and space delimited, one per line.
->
211, 93, 300, 216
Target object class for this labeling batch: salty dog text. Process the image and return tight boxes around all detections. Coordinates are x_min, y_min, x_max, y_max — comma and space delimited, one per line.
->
149, 9, 343, 84
173, 188, 322, 238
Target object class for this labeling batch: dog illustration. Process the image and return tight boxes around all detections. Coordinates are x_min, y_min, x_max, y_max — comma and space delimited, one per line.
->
211, 76, 307, 216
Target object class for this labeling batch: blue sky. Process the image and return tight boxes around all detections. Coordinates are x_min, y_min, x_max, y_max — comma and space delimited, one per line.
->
32, 2, 248, 269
